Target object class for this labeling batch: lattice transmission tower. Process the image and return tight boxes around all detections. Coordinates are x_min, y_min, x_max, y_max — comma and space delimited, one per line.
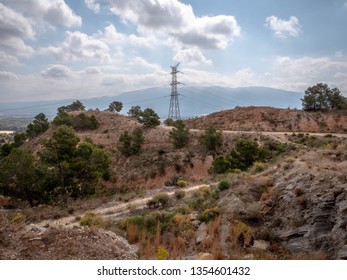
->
168, 63, 181, 120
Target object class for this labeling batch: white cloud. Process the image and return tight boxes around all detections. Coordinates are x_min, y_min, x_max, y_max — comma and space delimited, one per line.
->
275, 56, 347, 75
41, 64, 71, 79
84, 0, 101, 13
270, 56, 347, 92
84, 67, 102, 75
174, 48, 212, 66
0, 3, 34, 56
2, 0, 82, 29
39, 31, 112, 63
39, 24, 167, 63
0, 71, 18, 80
106, 0, 240, 49
0, 51, 20, 66
265, 16, 302, 38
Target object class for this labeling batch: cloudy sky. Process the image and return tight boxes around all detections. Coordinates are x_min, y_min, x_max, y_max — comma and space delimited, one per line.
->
1, 0, 347, 102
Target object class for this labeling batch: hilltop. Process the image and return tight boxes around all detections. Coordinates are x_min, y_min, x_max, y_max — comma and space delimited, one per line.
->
1, 108, 347, 260
186, 106, 347, 133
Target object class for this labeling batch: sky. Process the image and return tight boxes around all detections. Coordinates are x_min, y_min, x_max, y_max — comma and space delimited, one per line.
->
0, 0, 347, 102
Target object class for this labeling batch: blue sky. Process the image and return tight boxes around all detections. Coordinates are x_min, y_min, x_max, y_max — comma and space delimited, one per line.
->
0, 0, 347, 102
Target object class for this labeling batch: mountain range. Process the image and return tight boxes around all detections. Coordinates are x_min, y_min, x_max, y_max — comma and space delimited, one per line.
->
0, 86, 303, 120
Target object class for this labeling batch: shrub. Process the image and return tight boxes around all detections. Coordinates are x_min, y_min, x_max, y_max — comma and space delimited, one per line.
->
199, 125, 223, 152
79, 212, 104, 227
156, 246, 169, 260
209, 156, 231, 174
169, 120, 190, 148
252, 161, 265, 172
198, 206, 221, 223
229, 139, 268, 171
177, 180, 188, 188
118, 128, 144, 156
231, 220, 254, 248
174, 189, 186, 200
147, 193, 170, 209
218, 179, 231, 191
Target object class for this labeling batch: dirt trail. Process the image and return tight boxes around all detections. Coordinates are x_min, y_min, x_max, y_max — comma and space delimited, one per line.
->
30, 184, 209, 230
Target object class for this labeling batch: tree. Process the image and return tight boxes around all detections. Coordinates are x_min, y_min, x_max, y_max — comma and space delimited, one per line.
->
26, 113, 50, 139
108, 101, 123, 112
117, 131, 133, 156
131, 128, 145, 154
326, 87, 347, 110
141, 108, 160, 127
128, 105, 142, 121
128, 106, 160, 127
164, 118, 175, 126
72, 140, 111, 197
0, 148, 45, 206
199, 125, 223, 152
53, 112, 99, 131
302, 83, 347, 111
13, 132, 27, 147
58, 100, 85, 114
40, 125, 110, 201
117, 128, 144, 156
169, 120, 190, 148
229, 139, 268, 171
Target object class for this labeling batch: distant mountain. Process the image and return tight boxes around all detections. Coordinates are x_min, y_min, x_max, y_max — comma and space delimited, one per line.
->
0, 86, 303, 120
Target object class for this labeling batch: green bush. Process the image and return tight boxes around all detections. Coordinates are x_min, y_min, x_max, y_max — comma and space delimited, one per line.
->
199, 125, 223, 152
209, 156, 231, 174
229, 139, 268, 171
169, 120, 190, 148
218, 179, 231, 191
117, 128, 144, 156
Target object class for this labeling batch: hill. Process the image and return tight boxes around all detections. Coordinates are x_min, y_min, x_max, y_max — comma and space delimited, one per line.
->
186, 106, 347, 133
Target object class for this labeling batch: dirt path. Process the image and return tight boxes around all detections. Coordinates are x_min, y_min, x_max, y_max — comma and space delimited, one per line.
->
30, 184, 210, 230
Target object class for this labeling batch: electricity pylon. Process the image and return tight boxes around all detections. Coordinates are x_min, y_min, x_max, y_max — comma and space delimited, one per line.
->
168, 63, 181, 120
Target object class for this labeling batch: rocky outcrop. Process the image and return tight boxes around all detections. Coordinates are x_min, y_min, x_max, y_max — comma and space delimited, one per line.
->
270, 152, 347, 259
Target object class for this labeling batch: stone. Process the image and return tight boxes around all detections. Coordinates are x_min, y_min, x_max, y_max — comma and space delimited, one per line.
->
195, 222, 207, 245
253, 240, 270, 251
337, 245, 347, 260
196, 252, 214, 260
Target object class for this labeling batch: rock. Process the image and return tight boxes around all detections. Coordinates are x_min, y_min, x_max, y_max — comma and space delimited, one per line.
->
280, 225, 308, 239
196, 252, 213, 260
243, 254, 254, 260
282, 237, 311, 255
337, 245, 347, 260
195, 222, 207, 244
252, 240, 270, 251
29, 224, 48, 234
219, 194, 244, 213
